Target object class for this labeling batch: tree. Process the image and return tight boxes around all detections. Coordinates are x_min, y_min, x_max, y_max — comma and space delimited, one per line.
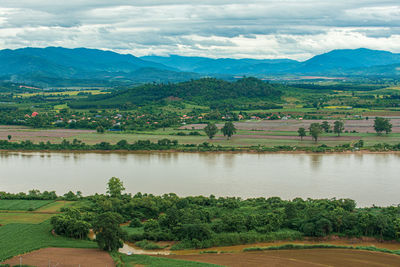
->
309, 123, 323, 143
204, 123, 218, 139
321, 121, 330, 133
333, 121, 345, 137
374, 117, 392, 135
93, 212, 126, 251
221, 122, 236, 140
7, 135, 11, 141
297, 127, 306, 141
96, 126, 105, 133
107, 177, 125, 198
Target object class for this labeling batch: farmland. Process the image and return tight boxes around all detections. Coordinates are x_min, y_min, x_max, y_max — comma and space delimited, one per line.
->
0, 200, 53, 211
0, 222, 97, 261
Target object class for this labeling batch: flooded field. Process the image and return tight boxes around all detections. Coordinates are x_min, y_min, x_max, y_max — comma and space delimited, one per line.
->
1, 151, 400, 207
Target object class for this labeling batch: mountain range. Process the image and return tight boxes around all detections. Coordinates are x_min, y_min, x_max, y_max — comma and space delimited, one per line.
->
0, 47, 399, 87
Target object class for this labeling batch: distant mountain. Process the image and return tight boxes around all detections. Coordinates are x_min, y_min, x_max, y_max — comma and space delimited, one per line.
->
296, 48, 400, 74
142, 48, 400, 77
141, 55, 299, 74
0, 47, 200, 87
1, 47, 399, 88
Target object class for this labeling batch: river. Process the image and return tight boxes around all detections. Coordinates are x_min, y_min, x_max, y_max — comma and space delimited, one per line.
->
0, 151, 399, 207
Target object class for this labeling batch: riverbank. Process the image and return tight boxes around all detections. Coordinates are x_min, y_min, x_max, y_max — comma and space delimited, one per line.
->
1, 138, 400, 153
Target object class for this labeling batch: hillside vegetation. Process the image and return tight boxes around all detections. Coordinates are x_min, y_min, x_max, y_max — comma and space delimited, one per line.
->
69, 77, 283, 109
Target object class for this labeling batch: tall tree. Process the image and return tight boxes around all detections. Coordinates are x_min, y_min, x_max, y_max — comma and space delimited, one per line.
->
204, 123, 218, 139
297, 127, 306, 141
93, 212, 126, 251
333, 121, 345, 137
221, 122, 237, 140
374, 117, 392, 135
309, 123, 323, 143
107, 177, 125, 198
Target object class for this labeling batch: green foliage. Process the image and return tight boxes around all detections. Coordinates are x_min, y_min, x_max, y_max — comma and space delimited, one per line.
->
129, 218, 142, 228
333, 120, 345, 136
50, 208, 91, 239
221, 122, 236, 140
374, 117, 392, 134
0, 200, 53, 211
297, 127, 306, 140
321, 121, 330, 133
93, 212, 126, 251
204, 123, 218, 139
107, 177, 125, 198
70, 77, 283, 109
309, 123, 323, 142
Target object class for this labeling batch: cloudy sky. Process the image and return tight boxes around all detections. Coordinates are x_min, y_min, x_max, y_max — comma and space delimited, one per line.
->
0, 0, 400, 60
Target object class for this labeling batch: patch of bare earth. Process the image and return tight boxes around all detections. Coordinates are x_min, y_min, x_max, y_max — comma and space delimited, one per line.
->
165, 249, 400, 267
2, 248, 115, 267
0, 126, 94, 143
181, 118, 400, 133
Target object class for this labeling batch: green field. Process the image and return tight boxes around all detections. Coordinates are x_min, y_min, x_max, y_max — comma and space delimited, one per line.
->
0, 200, 54, 211
0, 212, 53, 225
36, 201, 74, 212
0, 221, 97, 261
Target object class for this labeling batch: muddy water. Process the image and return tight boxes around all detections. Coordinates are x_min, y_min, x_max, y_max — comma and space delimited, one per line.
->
1, 151, 400, 207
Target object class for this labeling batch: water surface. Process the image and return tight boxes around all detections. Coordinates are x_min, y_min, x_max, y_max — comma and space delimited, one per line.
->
1, 152, 399, 207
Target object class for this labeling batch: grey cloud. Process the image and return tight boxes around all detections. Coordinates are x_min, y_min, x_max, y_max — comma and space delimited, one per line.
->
1, 1, 400, 60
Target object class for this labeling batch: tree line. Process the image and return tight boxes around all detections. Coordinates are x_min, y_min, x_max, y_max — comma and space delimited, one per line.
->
47, 177, 400, 252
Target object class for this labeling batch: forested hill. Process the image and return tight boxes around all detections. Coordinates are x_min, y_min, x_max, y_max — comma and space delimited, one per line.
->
69, 77, 284, 109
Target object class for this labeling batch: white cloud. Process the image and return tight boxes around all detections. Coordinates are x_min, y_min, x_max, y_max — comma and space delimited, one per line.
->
0, 1, 400, 60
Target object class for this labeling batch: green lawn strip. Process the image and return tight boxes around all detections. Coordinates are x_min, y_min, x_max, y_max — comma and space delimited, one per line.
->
243, 243, 400, 256
0, 200, 54, 211
0, 213, 53, 225
110, 252, 221, 267
0, 221, 97, 261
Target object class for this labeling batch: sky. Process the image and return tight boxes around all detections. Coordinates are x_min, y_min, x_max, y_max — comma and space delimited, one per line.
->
0, 0, 400, 60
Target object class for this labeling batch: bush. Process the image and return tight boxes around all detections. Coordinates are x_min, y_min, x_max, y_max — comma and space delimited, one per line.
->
129, 218, 142, 228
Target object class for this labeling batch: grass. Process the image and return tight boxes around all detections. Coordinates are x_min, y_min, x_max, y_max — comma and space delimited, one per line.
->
36, 201, 74, 212
0, 221, 97, 261
0, 200, 54, 211
0, 213, 53, 225
111, 253, 221, 267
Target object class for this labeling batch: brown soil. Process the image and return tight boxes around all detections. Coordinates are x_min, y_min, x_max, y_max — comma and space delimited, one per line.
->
0, 126, 93, 142
165, 249, 400, 267
2, 248, 115, 267
181, 119, 400, 133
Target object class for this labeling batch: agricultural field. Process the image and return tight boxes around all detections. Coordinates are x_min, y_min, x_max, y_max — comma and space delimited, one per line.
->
0, 222, 97, 261
3, 248, 115, 267
0, 212, 53, 225
1, 117, 400, 148
0, 200, 53, 211
166, 249, 400, 267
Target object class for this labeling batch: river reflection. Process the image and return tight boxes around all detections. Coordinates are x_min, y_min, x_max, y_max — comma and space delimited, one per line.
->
0, 152, 399, 207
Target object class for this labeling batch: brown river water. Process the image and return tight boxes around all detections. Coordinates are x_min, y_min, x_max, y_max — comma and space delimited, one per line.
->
1, 151, 399, 207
